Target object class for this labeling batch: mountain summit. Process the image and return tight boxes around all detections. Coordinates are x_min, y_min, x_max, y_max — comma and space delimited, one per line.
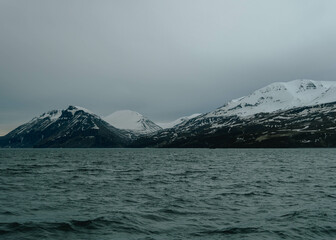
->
104, 110, 162, 134
0, 106, 129, 148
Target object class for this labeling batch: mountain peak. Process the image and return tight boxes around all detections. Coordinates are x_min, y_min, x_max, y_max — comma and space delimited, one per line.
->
104, 110, 162, 134
65, 105, 94, 115
0, 106, 128, 148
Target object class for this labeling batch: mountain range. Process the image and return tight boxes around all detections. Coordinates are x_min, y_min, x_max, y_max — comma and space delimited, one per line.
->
1, 79, 336, 148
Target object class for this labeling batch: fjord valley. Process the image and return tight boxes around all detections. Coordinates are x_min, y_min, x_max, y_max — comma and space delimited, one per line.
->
1, 79, 336, 148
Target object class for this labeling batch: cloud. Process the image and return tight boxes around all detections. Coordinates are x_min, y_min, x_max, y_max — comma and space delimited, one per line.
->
1, 0, 336, 134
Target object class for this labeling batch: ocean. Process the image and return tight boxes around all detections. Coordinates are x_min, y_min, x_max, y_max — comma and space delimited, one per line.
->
1, 148, 335, 240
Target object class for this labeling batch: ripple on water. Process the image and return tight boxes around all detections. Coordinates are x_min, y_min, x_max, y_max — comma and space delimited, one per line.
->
1, 148, 336, 240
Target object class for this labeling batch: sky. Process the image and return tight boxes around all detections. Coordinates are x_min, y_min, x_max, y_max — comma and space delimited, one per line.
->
1, 0, 336, 135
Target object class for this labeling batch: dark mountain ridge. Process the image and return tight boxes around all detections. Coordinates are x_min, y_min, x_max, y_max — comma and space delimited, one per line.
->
132, 102, 336, 148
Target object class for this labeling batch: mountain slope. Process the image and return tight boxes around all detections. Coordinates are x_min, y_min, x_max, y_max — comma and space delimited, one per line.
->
2, 79, 336, 148
133, 79, 336, 148
133, 102, 336, 148
0, 106, 130, 148
157, 113, 201, 129
104, 110, 162, 135
170, 79, 336, 132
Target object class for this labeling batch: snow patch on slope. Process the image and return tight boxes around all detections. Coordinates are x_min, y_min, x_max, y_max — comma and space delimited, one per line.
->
38, 110, 62, 121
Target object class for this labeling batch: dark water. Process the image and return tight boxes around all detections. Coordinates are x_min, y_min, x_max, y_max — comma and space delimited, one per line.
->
0, 149, 336, 240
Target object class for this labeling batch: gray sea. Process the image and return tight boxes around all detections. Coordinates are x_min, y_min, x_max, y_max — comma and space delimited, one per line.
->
0, 148, 336, 240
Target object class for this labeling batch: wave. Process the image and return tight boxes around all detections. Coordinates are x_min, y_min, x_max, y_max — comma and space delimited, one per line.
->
0, 217, 119, 234
192, 227, 260, 236
0, 216, 155, 237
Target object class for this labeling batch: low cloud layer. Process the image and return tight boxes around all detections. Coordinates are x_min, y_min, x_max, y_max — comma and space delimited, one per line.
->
1, 0, 336, 135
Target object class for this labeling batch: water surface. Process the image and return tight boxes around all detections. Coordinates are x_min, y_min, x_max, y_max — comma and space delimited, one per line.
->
1, 148, 336, 239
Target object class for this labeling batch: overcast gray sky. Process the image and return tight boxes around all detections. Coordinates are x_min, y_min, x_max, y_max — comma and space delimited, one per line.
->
1, 0, 336, 135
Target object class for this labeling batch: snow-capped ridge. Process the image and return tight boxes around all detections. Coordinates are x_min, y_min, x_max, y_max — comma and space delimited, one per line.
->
65, 105, 97, 116
35, 105, 95, 120
207, 79, 336, 118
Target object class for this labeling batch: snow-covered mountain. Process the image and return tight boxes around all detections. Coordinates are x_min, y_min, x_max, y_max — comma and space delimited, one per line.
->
133, 101, 336, 148
2, 79, 336, 148
0, 106, 130, 148
104, 110, 162, 134
172, 79, 336, 132
207, 79, 336, 118
157, 113, 201, 129
133, 79, 336, 148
